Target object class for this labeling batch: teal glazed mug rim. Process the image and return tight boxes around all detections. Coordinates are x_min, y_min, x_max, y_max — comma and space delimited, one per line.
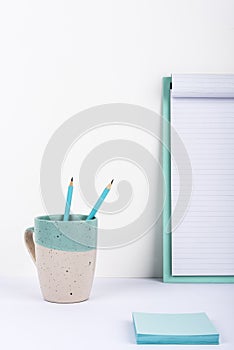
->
29, 214, 98, 253
35, 214, 97, 223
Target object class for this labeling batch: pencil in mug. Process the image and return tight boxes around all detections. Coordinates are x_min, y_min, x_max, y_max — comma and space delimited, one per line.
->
63, 177, 73, 221
86, 179, 114, 220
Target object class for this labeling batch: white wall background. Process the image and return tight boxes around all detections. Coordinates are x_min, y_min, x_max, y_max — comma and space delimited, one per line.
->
0, 0, 233, 277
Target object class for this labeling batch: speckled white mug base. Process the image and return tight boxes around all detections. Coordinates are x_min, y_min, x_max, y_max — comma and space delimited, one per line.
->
36, 245, 96, 303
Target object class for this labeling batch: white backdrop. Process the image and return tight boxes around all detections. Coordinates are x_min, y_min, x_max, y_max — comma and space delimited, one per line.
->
0, 0, 233, 277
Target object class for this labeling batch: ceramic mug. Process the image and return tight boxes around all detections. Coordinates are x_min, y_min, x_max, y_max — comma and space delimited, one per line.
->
24, 214, 97, 303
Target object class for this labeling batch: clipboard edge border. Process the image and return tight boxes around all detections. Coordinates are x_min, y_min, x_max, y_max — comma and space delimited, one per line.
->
162, 76, 234, 283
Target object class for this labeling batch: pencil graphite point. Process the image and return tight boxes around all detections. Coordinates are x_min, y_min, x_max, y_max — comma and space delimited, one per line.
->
71, 177, 73, 182
111, 179, 114, 185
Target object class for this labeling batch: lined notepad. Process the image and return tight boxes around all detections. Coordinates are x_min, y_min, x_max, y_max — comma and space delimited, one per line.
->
171, 74, 234, 276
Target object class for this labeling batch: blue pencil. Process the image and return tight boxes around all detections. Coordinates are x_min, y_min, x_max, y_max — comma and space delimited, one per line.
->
63, 177, 74, 221
86, 179, 114, 220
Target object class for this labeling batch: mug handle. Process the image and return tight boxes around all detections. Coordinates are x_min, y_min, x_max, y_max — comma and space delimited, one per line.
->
24, 227, 36, 264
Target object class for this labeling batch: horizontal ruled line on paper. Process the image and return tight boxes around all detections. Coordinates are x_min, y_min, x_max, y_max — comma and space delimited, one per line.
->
174, 237, 234, 240
172, 253, 234, 255
173, 268, 234, 270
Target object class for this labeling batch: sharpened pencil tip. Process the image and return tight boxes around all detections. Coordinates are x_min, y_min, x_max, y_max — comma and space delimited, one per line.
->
71, 177, 73, 182
111, 179, 114, 185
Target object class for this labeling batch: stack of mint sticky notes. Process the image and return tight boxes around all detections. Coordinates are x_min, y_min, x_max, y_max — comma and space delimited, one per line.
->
132, 312, 219, 345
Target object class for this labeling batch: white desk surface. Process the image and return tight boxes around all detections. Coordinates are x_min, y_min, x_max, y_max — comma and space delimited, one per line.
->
0, 277, 233, 350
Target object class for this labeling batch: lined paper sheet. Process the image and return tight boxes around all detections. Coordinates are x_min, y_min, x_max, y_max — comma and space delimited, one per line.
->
171, 74, 234, 276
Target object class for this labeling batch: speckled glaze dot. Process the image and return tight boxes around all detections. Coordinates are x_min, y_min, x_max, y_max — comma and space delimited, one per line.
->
24, 214, 97, 304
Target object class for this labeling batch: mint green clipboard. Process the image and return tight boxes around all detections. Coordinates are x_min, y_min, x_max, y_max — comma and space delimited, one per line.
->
162, 76, 234, 283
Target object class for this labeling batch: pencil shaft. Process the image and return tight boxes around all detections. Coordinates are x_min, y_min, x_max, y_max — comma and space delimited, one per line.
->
63, 185, 73, 221
86, 187, 110, 220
